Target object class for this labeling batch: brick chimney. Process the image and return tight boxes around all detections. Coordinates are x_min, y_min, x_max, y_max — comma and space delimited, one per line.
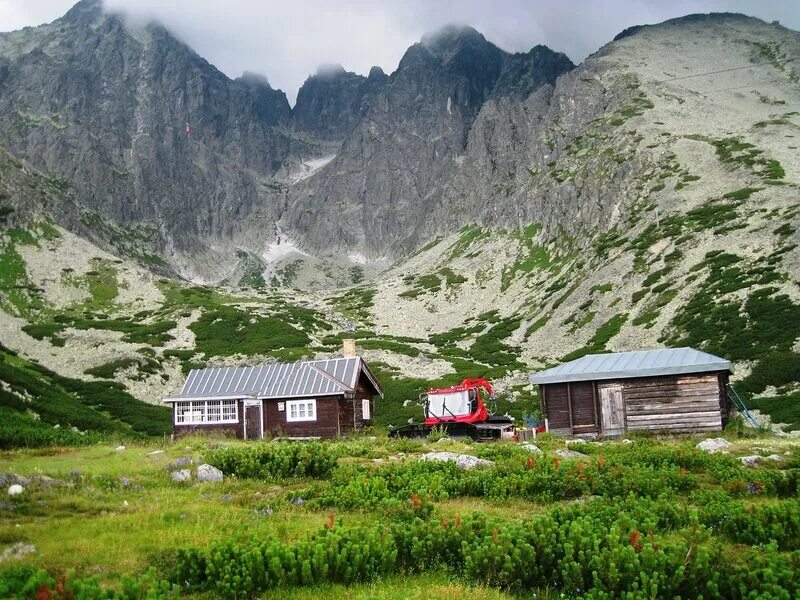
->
342, 339, 357, 357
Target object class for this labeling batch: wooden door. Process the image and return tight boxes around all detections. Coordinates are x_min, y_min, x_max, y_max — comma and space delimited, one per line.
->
599, 384, 625, 436
244, 403, 262, 440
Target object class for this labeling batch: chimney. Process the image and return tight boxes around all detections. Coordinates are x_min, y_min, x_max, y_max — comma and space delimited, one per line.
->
342, 339, 357, 357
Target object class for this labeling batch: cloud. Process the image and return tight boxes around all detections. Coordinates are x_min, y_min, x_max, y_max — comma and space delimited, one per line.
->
1, 0, 799, 104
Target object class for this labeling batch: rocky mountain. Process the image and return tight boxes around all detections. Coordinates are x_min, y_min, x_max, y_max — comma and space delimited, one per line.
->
284, 26, 574, 259
292, 64, 388, 141
0, 0, 305, 278
0, 3, 575, 277
0, 6, 799, 434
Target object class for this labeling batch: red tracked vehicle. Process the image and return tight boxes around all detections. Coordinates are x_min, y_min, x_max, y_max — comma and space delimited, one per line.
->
388, 378, 515, 441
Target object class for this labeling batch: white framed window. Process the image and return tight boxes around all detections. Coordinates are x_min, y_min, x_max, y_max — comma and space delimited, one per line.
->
362, 398, 371, 420
174, 399, 238, 425
286, 399, 316, 422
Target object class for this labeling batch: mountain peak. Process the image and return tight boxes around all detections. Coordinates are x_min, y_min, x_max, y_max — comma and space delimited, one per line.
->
60, 0, 104, 25
237, 71, 273, 88
614, 12, 758, 41
421, 24, 487, 51
314, 63, 347, 79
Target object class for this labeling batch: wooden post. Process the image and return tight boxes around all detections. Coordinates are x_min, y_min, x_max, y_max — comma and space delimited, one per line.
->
566, 382, 574, 432
540, 385, 547, 419
591, 381, 599, 429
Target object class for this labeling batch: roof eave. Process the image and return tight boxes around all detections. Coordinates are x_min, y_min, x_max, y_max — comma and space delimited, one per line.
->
530, 361, 732, 385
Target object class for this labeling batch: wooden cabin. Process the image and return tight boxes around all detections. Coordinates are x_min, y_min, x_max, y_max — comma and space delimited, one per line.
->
163, 354, 383, 440
529, 347, 733, 436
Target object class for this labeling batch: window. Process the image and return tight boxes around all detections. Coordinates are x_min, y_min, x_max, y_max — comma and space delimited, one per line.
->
362, 398, 371, 420
174, 400, 238, 425
286, 399, 317, 422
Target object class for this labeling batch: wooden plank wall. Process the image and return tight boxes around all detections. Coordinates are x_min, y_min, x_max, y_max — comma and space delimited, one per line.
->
264, 396, 342, 438
542, 383, 571, 431
622, 373, 724, 433
570, 381, 598, 432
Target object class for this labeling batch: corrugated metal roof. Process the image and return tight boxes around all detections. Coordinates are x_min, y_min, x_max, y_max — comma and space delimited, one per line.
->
164, 356, 382, 402
529, 347, 732, 385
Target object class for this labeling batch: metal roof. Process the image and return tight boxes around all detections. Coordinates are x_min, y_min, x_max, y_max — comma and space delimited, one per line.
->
164, 357, 383, 402
529, 347, 732, 385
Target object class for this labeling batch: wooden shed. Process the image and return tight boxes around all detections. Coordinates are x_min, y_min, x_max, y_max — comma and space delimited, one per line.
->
529, 348, 733, 436
163, 356, 383, 440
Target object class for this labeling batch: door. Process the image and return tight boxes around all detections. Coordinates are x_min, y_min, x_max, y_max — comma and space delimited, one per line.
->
244, 402, 263, 440
599, 384, 625, 436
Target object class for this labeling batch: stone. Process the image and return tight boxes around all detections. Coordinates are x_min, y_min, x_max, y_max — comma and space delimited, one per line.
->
171, 469, 191, 483
621, 439, 634, 444
148, 450, 165, 456
767, 454, 785, 462
696, 438, 732, 453
419, 452, 495, 470
0, 542, 36, 564
556, 449, 587, 459
740, 455, 763, 467
7, 484, 24, 496
115, 445, 126, 452
196, 464, 224, 482
521, 443, 542, 454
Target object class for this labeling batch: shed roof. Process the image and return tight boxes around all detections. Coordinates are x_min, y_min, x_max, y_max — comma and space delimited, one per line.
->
529, 347, 731, 385
164, 356, 382, 402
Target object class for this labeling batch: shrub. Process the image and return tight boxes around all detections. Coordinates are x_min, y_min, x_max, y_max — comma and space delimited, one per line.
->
205, 442, 338, 480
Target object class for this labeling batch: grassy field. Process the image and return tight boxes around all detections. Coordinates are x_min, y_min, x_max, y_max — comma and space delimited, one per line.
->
0, 431, 799, 598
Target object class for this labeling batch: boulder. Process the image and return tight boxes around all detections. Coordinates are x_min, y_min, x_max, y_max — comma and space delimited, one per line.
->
521, 443, 542, 454
740, 455, 763, 467
0, 542, 36, 563
170, 469, 191, 483
419, 452, 494, 470
196, 464, 224, 482
556, 449, 587, 459
621, 439, 634, 445
767, 454, 785, 462
115, 445, 126, 452
696, 438, 732, 453
8, 484, 24, 496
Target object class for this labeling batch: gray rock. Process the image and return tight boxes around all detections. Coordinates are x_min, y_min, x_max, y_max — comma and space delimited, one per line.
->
521, 443, 542, 454
621, 439, 634, 445
7, 484, 24, 496
696, 438, 732, 453
556, 449, 587, 459
196, 464, 224, 482
170, 469, 191, 483
115, 445, 126, 452
740, 455, 763, 467
0, 542, 36, 564
767, 454, 785, 462
419, 452, 495, 470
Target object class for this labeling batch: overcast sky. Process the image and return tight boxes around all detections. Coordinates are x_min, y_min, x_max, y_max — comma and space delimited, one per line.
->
2, 0, 799, 104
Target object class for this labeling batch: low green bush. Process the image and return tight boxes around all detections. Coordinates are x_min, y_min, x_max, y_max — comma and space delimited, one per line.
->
6, 567, 177, 599
173, 499, 800, 599
205, 442, 338, 480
